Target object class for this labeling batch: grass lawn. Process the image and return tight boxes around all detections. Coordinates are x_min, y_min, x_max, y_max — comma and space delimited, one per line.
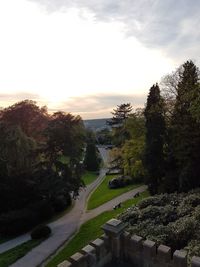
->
82, 171, 98, 186
87, 174, 143, 210
0, 239, 43, 267
45, 191, 149, 267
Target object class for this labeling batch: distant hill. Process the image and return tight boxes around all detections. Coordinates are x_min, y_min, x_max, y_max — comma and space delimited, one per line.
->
83, 118, 111, 132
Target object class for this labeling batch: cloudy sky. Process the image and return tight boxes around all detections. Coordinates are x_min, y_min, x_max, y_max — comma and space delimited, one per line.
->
0, 0, 199, 119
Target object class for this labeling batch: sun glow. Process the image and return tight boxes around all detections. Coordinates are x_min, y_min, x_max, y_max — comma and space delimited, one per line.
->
0, 0, 175, 118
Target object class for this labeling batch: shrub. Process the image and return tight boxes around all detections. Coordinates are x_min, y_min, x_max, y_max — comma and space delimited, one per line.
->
53, 194, 71, 212
182, 194, 200, 207
167, 216, 197, 250
31, 224, 51, 239
177, 203, 194, 218
185, 240, 200, 266
137, 196, 163, 209
120, 190, 200, 258
0, 209, 38, 236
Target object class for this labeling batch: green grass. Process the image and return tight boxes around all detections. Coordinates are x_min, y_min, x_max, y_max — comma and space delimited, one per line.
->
82, 171, 98, 186
45, 191, 149, 267
87, 174, 143, 210
0, 239, 43, 267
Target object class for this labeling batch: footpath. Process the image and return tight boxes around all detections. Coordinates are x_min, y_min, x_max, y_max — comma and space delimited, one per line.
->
0, 147, 147, 267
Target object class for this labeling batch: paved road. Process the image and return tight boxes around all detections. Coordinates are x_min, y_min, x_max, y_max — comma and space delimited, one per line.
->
0, 233, 30, 254
97, 146, 110, 167
3, 146, 147, 267
9, 167, 107, 267
80, 185, 147, 224
0, 147, 107, 256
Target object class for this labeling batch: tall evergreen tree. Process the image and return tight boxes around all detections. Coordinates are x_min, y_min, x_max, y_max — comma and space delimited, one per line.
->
144, 84, 165, 194
171, 60, 200, 191
84, 130, 100, 172
107, 103, 132, 146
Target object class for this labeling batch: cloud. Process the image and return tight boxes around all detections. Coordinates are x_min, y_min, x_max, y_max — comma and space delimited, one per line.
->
0, 91, 146, 119
0, 92, 42, 108
50, 93, 146, 119
29, 0, 200, 62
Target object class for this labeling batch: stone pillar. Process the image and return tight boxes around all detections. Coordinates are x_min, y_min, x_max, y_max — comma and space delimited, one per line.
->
101, 218, 127, 259
57, 260, 72, 267
173, 250, 187, 267
192, 256, 200, 267
70, 252, 88, 267
157, 244, 171, 263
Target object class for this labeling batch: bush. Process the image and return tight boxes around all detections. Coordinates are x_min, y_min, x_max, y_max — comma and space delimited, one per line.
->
53, 194, 71, 212
31, 224, 51, 239
0, 209, 38, 236
108, 175, 133, 189
167, 216, 197, 250
182, 194, 200, 207
120, 190, 200, 261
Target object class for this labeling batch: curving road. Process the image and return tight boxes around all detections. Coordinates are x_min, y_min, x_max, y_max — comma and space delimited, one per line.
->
5, 146, 146, 267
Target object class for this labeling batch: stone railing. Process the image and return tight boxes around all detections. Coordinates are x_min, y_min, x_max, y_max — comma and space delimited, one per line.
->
57, 219, 200, 267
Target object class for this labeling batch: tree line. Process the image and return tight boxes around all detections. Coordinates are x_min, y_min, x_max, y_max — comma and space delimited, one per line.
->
108, 60, 200, 195
0, 100, 89, 236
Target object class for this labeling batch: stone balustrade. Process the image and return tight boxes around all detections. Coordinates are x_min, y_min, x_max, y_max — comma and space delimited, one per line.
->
57, 218, 200, 267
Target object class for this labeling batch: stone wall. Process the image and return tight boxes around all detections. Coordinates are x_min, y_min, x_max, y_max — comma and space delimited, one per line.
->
57, 219, 200, 267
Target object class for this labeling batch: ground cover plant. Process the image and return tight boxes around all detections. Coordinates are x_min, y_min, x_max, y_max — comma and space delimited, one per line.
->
87, 174, 143, 210
0, 239, 42, 267
45, 191, 149, 267
119, 190, 200, 265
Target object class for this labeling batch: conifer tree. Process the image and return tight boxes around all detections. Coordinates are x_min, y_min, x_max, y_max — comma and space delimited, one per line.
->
107, 103, 132, 146
144, 84, 165, 194
171, 60, 200, 191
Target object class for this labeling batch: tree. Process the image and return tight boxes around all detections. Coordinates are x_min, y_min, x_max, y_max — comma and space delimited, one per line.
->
0, 100, 49, 141
45, 112, 85, 164
170, 60, 200, 191
107, 103, 132, 146
84, 142, 100, 172
0, 123, 39, 213
122, 112, 146, 181
107, 103, 132, 126
144, 84, 166, 194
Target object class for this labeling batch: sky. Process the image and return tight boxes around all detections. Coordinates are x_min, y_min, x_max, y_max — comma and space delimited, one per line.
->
0, 0, 200, 119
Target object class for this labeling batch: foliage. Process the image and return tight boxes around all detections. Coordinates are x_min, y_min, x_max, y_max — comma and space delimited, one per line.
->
45, 191, 149, 267
31, 225, 51, 239
96, 128, 112, 145
121, 113, 146, 182
0, 99, 48, 141
83, 130, 100, 171
144, 84, 166, 194
119, 191, 200, 263
169, 61, 200, 191
87, 174, 142, 210
84, 142, 100, 171
108, 175, 132, 189
0, 209, 38, 236
0, 101, 86, 236
0, 239, 42, 267
122, 140, 145, 182
107, 103, 132, 146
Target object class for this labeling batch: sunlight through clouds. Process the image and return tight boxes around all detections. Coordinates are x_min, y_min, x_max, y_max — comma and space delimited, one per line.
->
0, 0, 176, 118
